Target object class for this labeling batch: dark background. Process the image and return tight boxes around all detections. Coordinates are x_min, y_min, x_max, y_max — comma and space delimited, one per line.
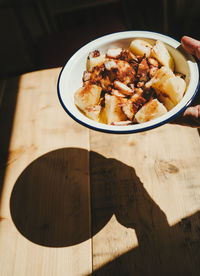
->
1, 0, 200, 78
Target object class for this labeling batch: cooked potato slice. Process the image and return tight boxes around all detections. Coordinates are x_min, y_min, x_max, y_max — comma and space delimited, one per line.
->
145, 66, 174, 90
86, 53, 106, 72
74, 84, 102, 112
161, 76, 186, 105
100, 94, 127, 124
135, 99, 167, 123
85, 105, 102, 121
130, 39, 152, 57
146, 66, 186, 106
158, 94, 176, 111
151, 40, 174, 70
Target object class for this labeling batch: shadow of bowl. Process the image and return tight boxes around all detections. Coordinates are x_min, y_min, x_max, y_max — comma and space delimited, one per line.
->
10, 148, 112, 247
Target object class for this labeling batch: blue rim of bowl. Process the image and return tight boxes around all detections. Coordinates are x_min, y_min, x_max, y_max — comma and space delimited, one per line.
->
57, 31, 200, 134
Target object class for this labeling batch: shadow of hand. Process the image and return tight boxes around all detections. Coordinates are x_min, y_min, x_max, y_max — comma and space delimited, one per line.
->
10, 147, 200, 275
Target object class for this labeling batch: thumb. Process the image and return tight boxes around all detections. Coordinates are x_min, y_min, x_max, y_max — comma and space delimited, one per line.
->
181, 36, 200, 60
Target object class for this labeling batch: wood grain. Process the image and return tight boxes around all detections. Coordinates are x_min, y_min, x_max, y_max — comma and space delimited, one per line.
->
1, 67, 200, 276
0, 68, 92, 276
89, 125, 200, 275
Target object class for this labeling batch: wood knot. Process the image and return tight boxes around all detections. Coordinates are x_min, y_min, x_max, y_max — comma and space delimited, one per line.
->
154, 159, 179, 176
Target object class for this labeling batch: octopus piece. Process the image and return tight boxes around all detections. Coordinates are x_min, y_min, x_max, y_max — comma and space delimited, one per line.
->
137, 58, 150, 82
106, 48, 123, 59
111, 89, 126, 98
129, 83, 135, 90
149, 66, 159, 78
121, 99, 136, 120
83, 71, 91, 82
120, 93, 147, 121
137, 81, 145, 88
88, 65, 111, 90
105, 59, 136, 85
130, 60, 139, 71
147, 57, 159, 67
135, 87, 144, 96
88, 50, 100, 58
114, 80, 134, 96
89, 65, 104, 84
106, 48, 138, 63
120, 49, 138, 62
147, 57, 159, 78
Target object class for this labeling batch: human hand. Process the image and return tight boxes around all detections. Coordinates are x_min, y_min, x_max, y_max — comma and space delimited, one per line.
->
172, 36, 200, 127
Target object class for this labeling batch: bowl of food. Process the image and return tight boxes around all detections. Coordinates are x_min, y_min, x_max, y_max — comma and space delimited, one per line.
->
57, 31, 199, 133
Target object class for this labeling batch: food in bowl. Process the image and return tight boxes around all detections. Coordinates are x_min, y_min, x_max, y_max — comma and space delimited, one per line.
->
74, 38, 186, 125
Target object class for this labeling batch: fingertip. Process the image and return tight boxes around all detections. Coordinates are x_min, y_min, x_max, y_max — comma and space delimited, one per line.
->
181, 36, 190, 44
181, 36, 200, 56
181, 36, 194, 47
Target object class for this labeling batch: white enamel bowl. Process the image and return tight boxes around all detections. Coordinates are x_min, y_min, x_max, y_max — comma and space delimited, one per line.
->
57, 31, 199, 134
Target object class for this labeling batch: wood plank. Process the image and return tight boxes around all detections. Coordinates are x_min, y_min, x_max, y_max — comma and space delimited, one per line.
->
89, 124, 200, 275
0, 68, 92, 276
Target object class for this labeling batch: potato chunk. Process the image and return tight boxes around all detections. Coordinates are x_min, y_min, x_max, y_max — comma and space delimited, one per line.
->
151, 40, 174, 70
85, 105, 102, 121
145, 66, 174, 90
146, 66, 186, 106
161, 76, 186, 105
86, 52, 106, 72
100, 94, 127, 124
135, 99, 167, 123
158, 94, 176, 111
130, 39, 152, 57
74, 84, 102, 112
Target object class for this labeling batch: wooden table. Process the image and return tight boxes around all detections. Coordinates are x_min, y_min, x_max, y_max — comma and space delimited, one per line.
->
1, 68, 200, 276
